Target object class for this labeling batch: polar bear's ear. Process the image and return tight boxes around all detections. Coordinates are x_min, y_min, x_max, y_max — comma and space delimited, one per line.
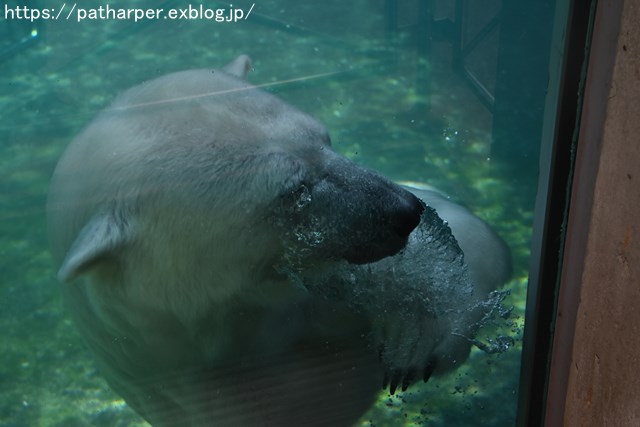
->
57, 208, 133, 283
221, 55, 253, 79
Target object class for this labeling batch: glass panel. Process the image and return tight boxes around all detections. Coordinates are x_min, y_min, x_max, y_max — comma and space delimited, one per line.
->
1, 1, 566, 426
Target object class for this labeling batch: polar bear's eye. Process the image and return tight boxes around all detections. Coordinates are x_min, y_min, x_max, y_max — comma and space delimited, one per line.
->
320, 133, 332, 147
277, 183, 310, 206
269, 182, 312, 230
290, 185, 312, 210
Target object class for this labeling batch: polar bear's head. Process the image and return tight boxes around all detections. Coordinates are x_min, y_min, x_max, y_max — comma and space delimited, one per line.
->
47, 55, 424, 318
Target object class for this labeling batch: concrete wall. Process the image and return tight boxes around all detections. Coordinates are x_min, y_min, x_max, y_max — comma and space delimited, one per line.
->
547, 0, 640, 424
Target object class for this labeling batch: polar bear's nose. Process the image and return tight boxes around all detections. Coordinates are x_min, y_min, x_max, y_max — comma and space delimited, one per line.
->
389, 193, 424, 238
342, 190, 423, 265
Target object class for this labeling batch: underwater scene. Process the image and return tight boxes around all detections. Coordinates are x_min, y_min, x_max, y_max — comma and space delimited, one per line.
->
1, 0, 555, 425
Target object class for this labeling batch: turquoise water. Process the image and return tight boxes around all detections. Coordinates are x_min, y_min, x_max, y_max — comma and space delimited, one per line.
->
1, 0, 544, 425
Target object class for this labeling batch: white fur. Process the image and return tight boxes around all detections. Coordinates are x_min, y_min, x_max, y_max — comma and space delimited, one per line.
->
47, 55, 510, 427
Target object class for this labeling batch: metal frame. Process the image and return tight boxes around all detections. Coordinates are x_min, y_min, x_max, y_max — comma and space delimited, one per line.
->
452, 0, 500, 111
516, 1, 600, 425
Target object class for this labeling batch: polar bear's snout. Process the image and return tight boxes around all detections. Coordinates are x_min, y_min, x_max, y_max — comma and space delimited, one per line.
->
281, 160, 425, 266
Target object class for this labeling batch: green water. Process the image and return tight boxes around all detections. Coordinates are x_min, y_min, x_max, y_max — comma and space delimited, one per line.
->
1, 0, 551, 425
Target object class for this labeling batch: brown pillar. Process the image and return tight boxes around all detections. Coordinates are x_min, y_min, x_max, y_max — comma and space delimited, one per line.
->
546, 0, 640, 425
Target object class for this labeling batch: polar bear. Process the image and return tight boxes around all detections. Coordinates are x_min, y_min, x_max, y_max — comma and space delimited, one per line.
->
47, 55, 511, 427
